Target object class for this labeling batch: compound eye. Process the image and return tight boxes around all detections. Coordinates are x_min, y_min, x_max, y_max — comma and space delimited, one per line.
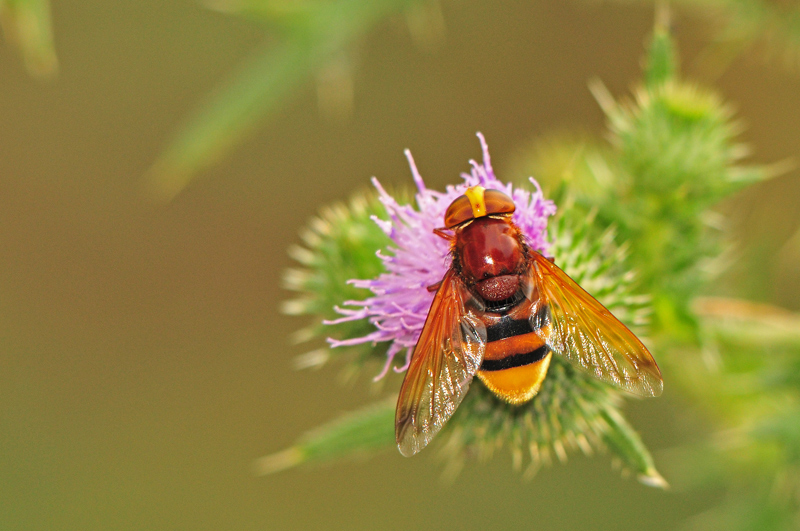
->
443, 195, 473, 229
483, 189, 515, 216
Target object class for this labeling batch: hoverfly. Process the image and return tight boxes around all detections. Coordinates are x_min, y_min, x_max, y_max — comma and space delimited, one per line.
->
395, 186, 663, 457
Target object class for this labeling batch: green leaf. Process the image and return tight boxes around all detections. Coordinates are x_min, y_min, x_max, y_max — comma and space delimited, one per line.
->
694, 297, 800, 350
600, 407, 667, 488
253, 397, 395, 475
643, 5, 677, 88
0, 0, 58, 79
145, 40, 317, 201
147, 0, 417, 201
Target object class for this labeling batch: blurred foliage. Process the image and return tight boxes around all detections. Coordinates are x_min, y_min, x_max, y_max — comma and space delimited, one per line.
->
608, 0, 800, 76
272, 10, 800, 529
141, 0, 800, 202
7, 0, 793, 198
525, 18, 769, 337
0, 0, 57, 78
145, 0, 437, 201
672, 298, 800, 530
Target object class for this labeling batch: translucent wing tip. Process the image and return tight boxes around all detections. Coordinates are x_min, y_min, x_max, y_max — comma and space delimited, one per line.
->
623, 372, 664, 398
395, 419, 430, 457
650, 377, 664, 397
397, 438, 423, 457
645, 376, 664, 397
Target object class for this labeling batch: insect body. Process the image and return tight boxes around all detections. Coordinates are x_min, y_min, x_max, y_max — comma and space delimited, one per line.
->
395, 186, 663, 457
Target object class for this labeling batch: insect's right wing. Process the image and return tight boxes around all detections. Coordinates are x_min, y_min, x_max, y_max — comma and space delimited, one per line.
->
395, 270, 487, 457
528, 251, 663, 397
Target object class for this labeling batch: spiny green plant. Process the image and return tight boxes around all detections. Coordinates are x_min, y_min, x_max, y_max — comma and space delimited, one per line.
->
264, 13, 800, 528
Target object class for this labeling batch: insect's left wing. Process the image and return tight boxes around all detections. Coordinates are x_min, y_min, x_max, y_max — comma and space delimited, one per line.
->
528, 251, 663, 397
395, 270, 487, 457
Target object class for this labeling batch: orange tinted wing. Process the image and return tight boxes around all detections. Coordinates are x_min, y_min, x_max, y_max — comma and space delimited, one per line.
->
528, 252, 663, 397
395, 270, 486, 457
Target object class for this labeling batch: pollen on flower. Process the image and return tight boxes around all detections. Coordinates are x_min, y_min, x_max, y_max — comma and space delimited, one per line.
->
325, 133, 556, 381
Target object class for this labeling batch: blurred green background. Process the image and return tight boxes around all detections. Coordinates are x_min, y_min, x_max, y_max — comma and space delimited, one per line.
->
1, 1, 798, 529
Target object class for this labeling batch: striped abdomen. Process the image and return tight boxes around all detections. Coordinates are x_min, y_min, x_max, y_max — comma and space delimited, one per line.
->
476, 301, 552, 404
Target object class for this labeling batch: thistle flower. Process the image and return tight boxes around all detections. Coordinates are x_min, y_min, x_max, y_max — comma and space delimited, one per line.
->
268, 134, 664, 486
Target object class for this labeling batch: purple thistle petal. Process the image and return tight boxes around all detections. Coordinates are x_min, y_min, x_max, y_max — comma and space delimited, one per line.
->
328, 133, 556, 380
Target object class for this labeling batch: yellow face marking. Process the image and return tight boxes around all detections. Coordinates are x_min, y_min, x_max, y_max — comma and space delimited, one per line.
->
464, 186, 487, 219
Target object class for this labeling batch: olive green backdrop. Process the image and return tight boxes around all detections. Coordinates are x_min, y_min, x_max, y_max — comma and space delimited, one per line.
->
1, 1, 798, 529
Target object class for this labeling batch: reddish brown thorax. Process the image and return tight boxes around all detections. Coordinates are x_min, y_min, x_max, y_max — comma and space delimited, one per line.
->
455, 218, 525, 301
443, 187, 526, 303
